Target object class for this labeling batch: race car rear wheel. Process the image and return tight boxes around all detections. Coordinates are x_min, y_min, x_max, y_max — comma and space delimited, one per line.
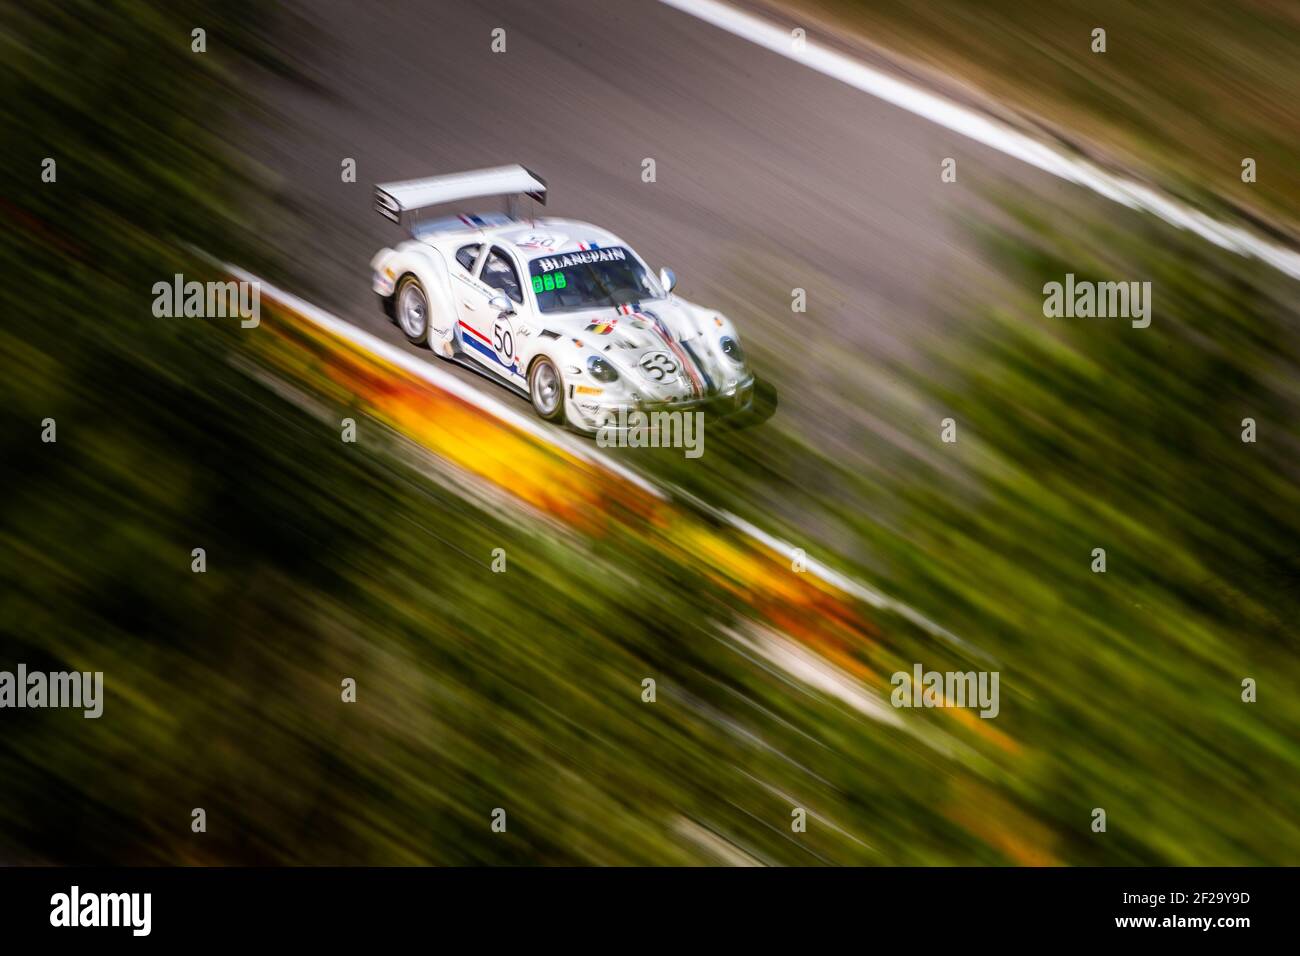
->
529, 356, 565, 423
395, 275, 429, 345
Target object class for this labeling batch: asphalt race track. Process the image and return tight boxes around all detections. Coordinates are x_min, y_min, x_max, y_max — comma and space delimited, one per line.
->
242, 0, 1081, 413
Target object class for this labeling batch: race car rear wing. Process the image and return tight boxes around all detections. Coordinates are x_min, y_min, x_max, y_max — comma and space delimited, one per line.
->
374, 165, 547, 226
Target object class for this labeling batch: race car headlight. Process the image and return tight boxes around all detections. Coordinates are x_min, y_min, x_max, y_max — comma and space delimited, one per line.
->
720, 335, 745, 364
587, 355, 619, 382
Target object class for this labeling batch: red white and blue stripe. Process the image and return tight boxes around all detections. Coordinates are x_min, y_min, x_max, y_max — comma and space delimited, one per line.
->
619, 306, 709, 398
458, 320, 522, 379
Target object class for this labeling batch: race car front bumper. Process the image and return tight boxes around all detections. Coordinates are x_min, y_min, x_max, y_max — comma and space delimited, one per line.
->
570, 376, 754, 434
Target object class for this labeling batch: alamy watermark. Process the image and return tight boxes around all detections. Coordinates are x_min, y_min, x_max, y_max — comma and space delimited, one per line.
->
152, 273, 260, 328
1043, 273, 1151, 328
0, 664, 103, 718
890, 663, 999, 719
50, 886, 150, 936
596, 408, 704, 458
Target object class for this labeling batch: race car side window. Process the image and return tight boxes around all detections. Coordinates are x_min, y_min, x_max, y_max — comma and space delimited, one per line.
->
455, 244, 482, 273
481, 247, 524, 304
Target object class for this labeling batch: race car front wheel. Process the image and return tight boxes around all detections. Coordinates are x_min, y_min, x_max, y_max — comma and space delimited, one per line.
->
395, 275, 429, 345
529, 356, 566, 423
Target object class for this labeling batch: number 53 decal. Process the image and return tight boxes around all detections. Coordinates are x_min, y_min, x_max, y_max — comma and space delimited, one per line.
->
638, 351, 678, 381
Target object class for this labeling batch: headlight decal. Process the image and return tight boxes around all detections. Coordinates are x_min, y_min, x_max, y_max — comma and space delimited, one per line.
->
720, 335, 744, 364
587, 355, 619, 382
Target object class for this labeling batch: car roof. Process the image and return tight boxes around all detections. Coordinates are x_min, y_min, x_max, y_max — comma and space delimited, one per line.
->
415, 215, 627, 259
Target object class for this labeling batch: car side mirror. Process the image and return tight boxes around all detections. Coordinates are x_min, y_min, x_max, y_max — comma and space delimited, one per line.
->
489, 294, 515, 315
658, 267, 677, 293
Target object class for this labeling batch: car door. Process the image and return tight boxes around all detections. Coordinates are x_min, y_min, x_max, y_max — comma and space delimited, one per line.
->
453, 244, 526, 384
448, 241, 485, 350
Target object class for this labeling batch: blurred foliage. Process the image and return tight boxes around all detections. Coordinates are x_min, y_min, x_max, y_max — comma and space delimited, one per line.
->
639, 187, 1300, 863
788, 0, 1300, 230
0, 0, 978, 866
1, 0, 1296, 867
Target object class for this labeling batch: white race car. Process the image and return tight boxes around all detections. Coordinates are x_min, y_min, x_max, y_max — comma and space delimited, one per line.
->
370, 166, 754, 434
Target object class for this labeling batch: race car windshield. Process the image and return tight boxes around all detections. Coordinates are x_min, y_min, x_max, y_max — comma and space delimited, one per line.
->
529, 247, 660, 313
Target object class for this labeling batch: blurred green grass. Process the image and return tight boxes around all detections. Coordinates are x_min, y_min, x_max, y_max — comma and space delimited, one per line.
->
0, 0, 991, 865
2, 0, 1298, 866
635, 184, 1300, 863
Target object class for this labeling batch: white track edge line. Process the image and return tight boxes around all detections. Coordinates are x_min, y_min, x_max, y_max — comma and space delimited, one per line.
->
660, 0, 1300, 283
231, 264, 985, 658
226, 265, 664, 498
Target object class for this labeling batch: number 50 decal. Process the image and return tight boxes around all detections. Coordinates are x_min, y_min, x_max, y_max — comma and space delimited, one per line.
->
493, 319, 515, 363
